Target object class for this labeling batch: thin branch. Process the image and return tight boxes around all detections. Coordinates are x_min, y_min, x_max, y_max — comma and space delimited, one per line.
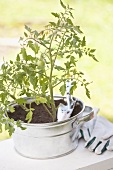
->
42, 103, 54, 121
24, 37, 49, 50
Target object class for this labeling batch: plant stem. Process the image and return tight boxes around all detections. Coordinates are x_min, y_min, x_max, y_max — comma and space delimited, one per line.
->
48, 32, 57, 121
42, 103, 54, 121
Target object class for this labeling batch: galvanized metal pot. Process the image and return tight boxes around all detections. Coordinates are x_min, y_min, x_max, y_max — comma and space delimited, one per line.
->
12, 97, 94, 159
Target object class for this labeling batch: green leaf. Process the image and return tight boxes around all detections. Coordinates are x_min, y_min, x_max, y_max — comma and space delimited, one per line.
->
24, 32, 28, 37
21, 48, 27, 61
60, 0, 66, 9
30, 76, 38, 89
69, 11, 74, 18
34, 30, 39, 37
75, 26, 83, 33
55, 65, 65, 71
5, 123, 9, 131
9, 60, 13, 65
85, 87, 91, 99
27, 55, 35, 61
57, 19, 60, 26
16, 98, 26, 104
51, 12, 59, 18
25, 110, 33, 123
36, 96, 47, 104
49, 22, 56, 26
59, 84, 66, 96
82, 36, 86, 46
16, 54, 20, 61
78, 50, 82, 58
19, 37, 23, 41
16, 120, 26, 130
90, 49, 96, 53
64, 61, 71, 69
28, 41, 39, 54
25, 25, 32, 33
67, 18, 73, 25
91, 55, 98, 62
21, 127, 26, 130
8, 106, 15, 113
65, 37, 71, 46
0, 93, 6, 102
70, 82, 77, 94
8, 125, 15, 136
70, 56, 75, 64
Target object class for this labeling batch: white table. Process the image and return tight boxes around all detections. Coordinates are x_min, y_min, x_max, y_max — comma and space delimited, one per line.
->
0, 138, 113, 170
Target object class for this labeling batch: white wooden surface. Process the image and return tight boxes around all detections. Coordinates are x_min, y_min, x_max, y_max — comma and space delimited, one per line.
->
0, 138, 113, 170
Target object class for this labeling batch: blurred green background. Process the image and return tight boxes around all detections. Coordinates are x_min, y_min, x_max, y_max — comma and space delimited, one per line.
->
0, 0, 113, 140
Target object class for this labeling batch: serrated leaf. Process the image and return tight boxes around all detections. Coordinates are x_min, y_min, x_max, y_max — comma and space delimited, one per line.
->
49, 22, 56, 26
91, 56, 98, 62
82, 36, 86, 46
51, 12, 59, 18
67, 18, 73, 25
24, 32, 28, 37
70, 82, 77, 94
55, 65, 65, 71
19, 37, 23, 41
5, 123, 9, 130
9, 106, 15, 113
30, 76, 37, 89
21, 48, 27, 61
70, 56, 75, 63
75, 26, 83, 33
64, 61, 71, 69
10, 60, 13, 64
69, 11, 74, 18
8, 125, 15, 136
59, 84, 66, 96
85, 87, 91, 99
34, 30, 39, 37
21, 127, 26, 130
60, 0, 66, 9
78, 50, 82, 58
16, 120, 26, 130
28, 41, 35, 52
27, 55, 35, 61
36, 96, 47, 104
16, 98, 26, 104
25, 25, 32, 33
65, 37, 71, 46
66, 55, 70, 58
25, 110, 33, 123
90, 49, 96, 53
16, 54, 20, 61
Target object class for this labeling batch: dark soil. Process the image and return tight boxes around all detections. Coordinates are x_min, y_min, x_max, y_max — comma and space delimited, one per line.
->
8, 99, 82, 123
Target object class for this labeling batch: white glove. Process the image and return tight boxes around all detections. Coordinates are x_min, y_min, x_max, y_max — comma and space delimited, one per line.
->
85, 115, 113, 154
79, 107, 99, 141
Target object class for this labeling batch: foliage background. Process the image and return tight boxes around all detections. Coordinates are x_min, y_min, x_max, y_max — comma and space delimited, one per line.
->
0, 0, 113, 139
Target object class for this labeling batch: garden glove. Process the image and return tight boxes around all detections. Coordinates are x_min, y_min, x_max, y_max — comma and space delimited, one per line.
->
85, 115, 113, 154
79, 107, 99, 141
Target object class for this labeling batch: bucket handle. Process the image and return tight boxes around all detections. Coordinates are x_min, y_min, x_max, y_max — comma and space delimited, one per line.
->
72, 106, 94, 127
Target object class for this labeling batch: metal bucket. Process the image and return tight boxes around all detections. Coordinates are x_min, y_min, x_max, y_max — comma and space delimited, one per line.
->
12, 97, 94, 159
